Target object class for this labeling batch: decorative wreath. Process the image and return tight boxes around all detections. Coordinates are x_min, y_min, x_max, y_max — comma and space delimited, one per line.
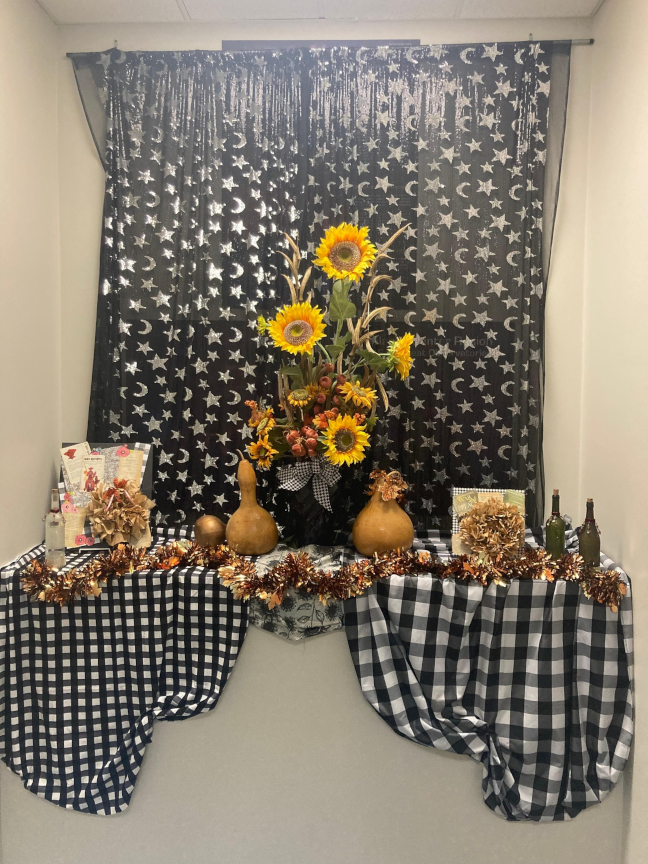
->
86, 479, 154, 546
21, 541, 627, 612
459, 497, 525, 561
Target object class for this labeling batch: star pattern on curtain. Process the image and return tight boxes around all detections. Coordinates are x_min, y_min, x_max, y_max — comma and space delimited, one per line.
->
72, 42, 566, 530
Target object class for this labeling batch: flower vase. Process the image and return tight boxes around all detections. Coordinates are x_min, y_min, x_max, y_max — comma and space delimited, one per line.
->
274, 480, 341, 548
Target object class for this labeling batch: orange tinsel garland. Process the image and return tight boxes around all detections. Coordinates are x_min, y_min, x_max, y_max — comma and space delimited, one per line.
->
21, 542, 627, 613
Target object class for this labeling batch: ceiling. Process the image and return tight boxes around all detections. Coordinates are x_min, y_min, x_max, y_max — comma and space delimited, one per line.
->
39, 0, 604, 24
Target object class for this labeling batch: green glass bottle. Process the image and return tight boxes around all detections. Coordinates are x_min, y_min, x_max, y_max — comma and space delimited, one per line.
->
545, 489, 566, 560
578, 498, 601, 567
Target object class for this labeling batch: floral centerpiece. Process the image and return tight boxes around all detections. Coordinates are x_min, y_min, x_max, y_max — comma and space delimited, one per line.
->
243, 222, 414, 542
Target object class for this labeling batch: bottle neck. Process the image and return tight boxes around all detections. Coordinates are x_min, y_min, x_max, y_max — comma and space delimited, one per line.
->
585, 501, 595, 522
551, 494, 560, 515
50, 490, 60, 513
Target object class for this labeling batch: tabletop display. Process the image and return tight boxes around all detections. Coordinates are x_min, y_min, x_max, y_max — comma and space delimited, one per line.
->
1, 526, 632, 819
2, 40, 632, 824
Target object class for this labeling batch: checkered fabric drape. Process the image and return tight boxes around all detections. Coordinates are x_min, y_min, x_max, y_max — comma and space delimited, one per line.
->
0, 529, 247, 815
344, 531, 634, 821
1, 528, 633, 819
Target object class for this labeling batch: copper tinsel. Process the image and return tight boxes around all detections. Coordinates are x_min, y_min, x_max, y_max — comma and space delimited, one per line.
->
21, 541, 238, 606
581, 567, 628, 613
21, 543, 627, 612
459, 497, 525, 561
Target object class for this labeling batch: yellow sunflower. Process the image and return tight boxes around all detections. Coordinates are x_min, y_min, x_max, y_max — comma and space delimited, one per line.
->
314, 223, 377, 282
287, 388, 311, 408
256, 414, 276, 435
267, 302, 326, 355
340, 379, 377, 409
388, 333, 414, 379
323, 414, 370, 466
247, 435, 278, 470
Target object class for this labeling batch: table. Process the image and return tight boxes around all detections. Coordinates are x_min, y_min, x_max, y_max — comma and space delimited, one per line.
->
345, 529, 634, 820
0, 527, 633, 820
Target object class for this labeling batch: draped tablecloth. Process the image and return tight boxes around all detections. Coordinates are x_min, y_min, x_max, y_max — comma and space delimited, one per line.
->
344, 531, 634, 821
0, 533, 247, 814
0, 528, 633, 819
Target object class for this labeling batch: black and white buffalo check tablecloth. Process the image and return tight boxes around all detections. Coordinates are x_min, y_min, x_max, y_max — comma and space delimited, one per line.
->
0, 527, 633, 819
345, 529, 634, 821
0, 528, 247, 814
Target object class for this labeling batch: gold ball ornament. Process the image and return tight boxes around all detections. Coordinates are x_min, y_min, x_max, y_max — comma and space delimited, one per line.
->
194, 514, 227, 547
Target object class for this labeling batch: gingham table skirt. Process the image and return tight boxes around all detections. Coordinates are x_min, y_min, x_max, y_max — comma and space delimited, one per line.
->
344, 531, 634, 821
0, 528, 633, 819
0, 531, 248, 814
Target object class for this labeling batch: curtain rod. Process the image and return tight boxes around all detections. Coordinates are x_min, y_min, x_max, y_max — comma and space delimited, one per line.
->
73, 37, 595, 55
526, 38, 593, 45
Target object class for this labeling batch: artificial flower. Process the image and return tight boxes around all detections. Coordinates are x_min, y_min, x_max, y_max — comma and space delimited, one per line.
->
257, 315, 269, 334
306, 383, 326, 399
247, 435, 278, 470
314, 223, 377, 282
267, 302, 326, 355
323, 414, 370, 466
339, 379, 377, 409
387, 332, 414, 379
116, 445, 130, 458
288, 388, 311, 408
246, 400, 274, 431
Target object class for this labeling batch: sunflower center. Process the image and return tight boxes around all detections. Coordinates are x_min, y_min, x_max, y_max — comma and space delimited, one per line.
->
334, 428, 356, 453
284, 319, 314, 346
329, 241, 362, 272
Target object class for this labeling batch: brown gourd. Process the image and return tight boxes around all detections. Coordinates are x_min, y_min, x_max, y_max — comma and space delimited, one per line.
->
194, 514, 227, 547
226, 452, 278, 555
352, 473, 414, 557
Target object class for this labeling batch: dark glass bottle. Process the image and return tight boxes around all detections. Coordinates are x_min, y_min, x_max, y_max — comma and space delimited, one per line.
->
545, 489, 566, 560
578, 498, 601, 566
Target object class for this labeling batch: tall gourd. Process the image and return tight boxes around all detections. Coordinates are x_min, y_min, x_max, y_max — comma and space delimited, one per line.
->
226, 452, 278, 555
352, 472, 414, 557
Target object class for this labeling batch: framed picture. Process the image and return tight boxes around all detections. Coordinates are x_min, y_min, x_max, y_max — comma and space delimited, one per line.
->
58, 441, 152, 549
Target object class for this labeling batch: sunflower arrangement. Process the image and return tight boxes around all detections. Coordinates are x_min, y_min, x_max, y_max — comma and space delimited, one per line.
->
244, 222, 414, 470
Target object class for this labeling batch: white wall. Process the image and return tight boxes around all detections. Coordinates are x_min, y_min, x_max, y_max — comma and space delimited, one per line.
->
0, 14, 629, 864
0, 0, 60, 564
583, 1, 648, 861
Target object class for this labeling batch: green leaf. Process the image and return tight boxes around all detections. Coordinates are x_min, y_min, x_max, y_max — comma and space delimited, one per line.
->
267, 427, 290, 458
324, 332, 352, 361
279, 365, 304, 386
329, 281, 357, 322
357, 349, 390, 373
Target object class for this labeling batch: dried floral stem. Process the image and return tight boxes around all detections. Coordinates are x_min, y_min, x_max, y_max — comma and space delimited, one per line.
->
282, 232, 311, 303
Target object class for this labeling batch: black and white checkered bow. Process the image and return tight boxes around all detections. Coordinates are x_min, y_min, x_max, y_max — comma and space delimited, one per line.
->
276, 456, 340, 511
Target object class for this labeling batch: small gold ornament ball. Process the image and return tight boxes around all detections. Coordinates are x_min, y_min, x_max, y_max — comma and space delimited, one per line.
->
194, 514, 227, 547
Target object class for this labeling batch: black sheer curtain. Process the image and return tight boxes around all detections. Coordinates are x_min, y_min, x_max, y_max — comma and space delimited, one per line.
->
71, 43, 570, 529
